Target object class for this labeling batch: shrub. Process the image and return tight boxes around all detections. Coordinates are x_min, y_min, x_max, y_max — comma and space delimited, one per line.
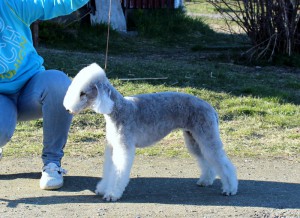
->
208, 0, 300, 62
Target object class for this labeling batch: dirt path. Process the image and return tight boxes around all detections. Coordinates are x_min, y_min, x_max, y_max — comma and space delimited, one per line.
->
0, 156, 299, 217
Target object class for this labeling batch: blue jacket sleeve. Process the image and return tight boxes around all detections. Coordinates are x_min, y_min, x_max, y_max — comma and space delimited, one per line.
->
5, 0, 89, 25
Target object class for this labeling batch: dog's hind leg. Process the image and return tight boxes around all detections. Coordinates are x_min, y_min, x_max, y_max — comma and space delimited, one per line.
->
183, 131, 216, 187
193, 127, 238, 196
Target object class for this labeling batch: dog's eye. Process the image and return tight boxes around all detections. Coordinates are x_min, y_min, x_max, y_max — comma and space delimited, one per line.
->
80, 91, 86, 97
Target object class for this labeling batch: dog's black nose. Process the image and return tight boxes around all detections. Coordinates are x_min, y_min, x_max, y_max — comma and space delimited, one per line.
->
66, 109, 76, 115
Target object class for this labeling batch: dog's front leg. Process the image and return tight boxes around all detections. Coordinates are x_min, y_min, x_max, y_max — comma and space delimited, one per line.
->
101, 142, 135, 201
95, 143, 113, 196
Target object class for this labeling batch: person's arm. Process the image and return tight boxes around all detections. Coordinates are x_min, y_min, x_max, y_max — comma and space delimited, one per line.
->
5, 0, 89, 25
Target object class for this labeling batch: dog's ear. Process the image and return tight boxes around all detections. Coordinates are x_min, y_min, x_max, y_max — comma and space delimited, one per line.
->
86, 84, 98, 100
92, 82, 114, 114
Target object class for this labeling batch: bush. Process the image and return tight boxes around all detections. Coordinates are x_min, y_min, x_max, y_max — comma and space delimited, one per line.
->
208, 0, 300, 63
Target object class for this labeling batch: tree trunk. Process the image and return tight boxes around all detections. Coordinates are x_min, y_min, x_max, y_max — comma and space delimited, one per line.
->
90, 0, 127, 32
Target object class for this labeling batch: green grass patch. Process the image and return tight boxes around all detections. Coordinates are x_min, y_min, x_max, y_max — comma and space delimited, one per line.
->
38, 22, 139, 54
38, 8, 247, 56
132, 9, 214, 44
185, 0, 218, 14
4, 47, 299, 161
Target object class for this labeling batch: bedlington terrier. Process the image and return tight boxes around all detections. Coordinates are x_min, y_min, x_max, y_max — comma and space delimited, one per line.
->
63, 63, 238, 202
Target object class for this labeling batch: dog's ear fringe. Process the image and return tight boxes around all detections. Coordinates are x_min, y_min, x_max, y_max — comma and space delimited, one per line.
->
92, 83, 114, 114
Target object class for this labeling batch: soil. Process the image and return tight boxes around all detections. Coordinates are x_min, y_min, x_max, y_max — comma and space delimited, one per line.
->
0, 156, 299, 217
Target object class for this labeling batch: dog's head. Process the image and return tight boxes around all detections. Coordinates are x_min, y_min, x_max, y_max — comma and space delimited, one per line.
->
63, 63, 114, 114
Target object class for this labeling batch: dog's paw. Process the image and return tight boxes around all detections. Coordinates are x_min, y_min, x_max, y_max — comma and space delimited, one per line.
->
102, 193, 122, 202
196, 177, 214, 187
95, 180, 107, 196
197, 170, 216, 187
95, 188, 105, 196
221, 186, 238, 196
221, 176, 238, 196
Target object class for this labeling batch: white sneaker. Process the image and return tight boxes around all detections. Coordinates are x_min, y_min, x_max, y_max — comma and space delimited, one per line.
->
0, 148, 2, 160
40, 163, 67, 190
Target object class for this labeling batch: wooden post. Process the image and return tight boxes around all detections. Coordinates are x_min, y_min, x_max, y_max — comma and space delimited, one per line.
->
30, 21, 39, 48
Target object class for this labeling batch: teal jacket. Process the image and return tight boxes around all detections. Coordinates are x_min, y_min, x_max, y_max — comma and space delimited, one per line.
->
0, 0, 89, 94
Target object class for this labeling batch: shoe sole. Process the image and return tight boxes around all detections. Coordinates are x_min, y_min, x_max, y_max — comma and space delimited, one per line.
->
40, 183, 63, 190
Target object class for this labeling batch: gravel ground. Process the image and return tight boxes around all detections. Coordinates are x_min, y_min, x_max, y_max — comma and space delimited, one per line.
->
0, 156, 299, 217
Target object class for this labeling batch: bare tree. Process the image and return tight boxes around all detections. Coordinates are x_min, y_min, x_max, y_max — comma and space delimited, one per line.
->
208, 0, 300, 61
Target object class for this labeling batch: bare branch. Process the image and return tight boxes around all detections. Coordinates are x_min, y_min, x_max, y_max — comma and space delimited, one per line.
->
207, 0, 300, 61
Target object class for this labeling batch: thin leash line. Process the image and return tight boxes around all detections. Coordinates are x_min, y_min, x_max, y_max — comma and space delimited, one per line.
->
63, 10, 91, 29
104, 0, 112, 71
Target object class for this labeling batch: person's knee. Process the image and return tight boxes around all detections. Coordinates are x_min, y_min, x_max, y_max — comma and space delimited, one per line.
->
0, 130, 13, 147
39, 71, 71, 104
46, 70, 71, 94
0, 95, 17, 147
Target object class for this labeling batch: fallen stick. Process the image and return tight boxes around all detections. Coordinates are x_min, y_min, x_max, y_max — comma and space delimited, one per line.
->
119, 77, 168, 81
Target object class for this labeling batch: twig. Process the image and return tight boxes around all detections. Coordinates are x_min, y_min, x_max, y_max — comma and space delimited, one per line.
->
119, 77, 168, 81
268, 33, 278, 62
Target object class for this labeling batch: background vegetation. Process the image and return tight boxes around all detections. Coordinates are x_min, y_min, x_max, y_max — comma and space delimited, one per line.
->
208, 0, 300, 65
4, 3, 299, 161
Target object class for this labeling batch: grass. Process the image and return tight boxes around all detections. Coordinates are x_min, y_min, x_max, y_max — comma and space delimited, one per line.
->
185, 0, 218, 14
3, 7, 300, 161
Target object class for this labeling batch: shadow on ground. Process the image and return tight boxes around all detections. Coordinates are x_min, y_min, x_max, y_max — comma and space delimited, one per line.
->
1, 173, 299, 209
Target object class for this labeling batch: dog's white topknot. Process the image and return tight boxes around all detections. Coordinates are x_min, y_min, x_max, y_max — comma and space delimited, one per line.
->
73, 63, 106, 85
63, 63, 111, 114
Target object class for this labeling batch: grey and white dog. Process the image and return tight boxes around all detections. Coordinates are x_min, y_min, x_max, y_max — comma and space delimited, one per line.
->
63, 63, 238, 201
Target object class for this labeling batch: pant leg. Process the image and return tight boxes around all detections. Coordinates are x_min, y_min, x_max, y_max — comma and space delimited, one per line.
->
0, 94, 18, 147
17, 70, 73, 166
